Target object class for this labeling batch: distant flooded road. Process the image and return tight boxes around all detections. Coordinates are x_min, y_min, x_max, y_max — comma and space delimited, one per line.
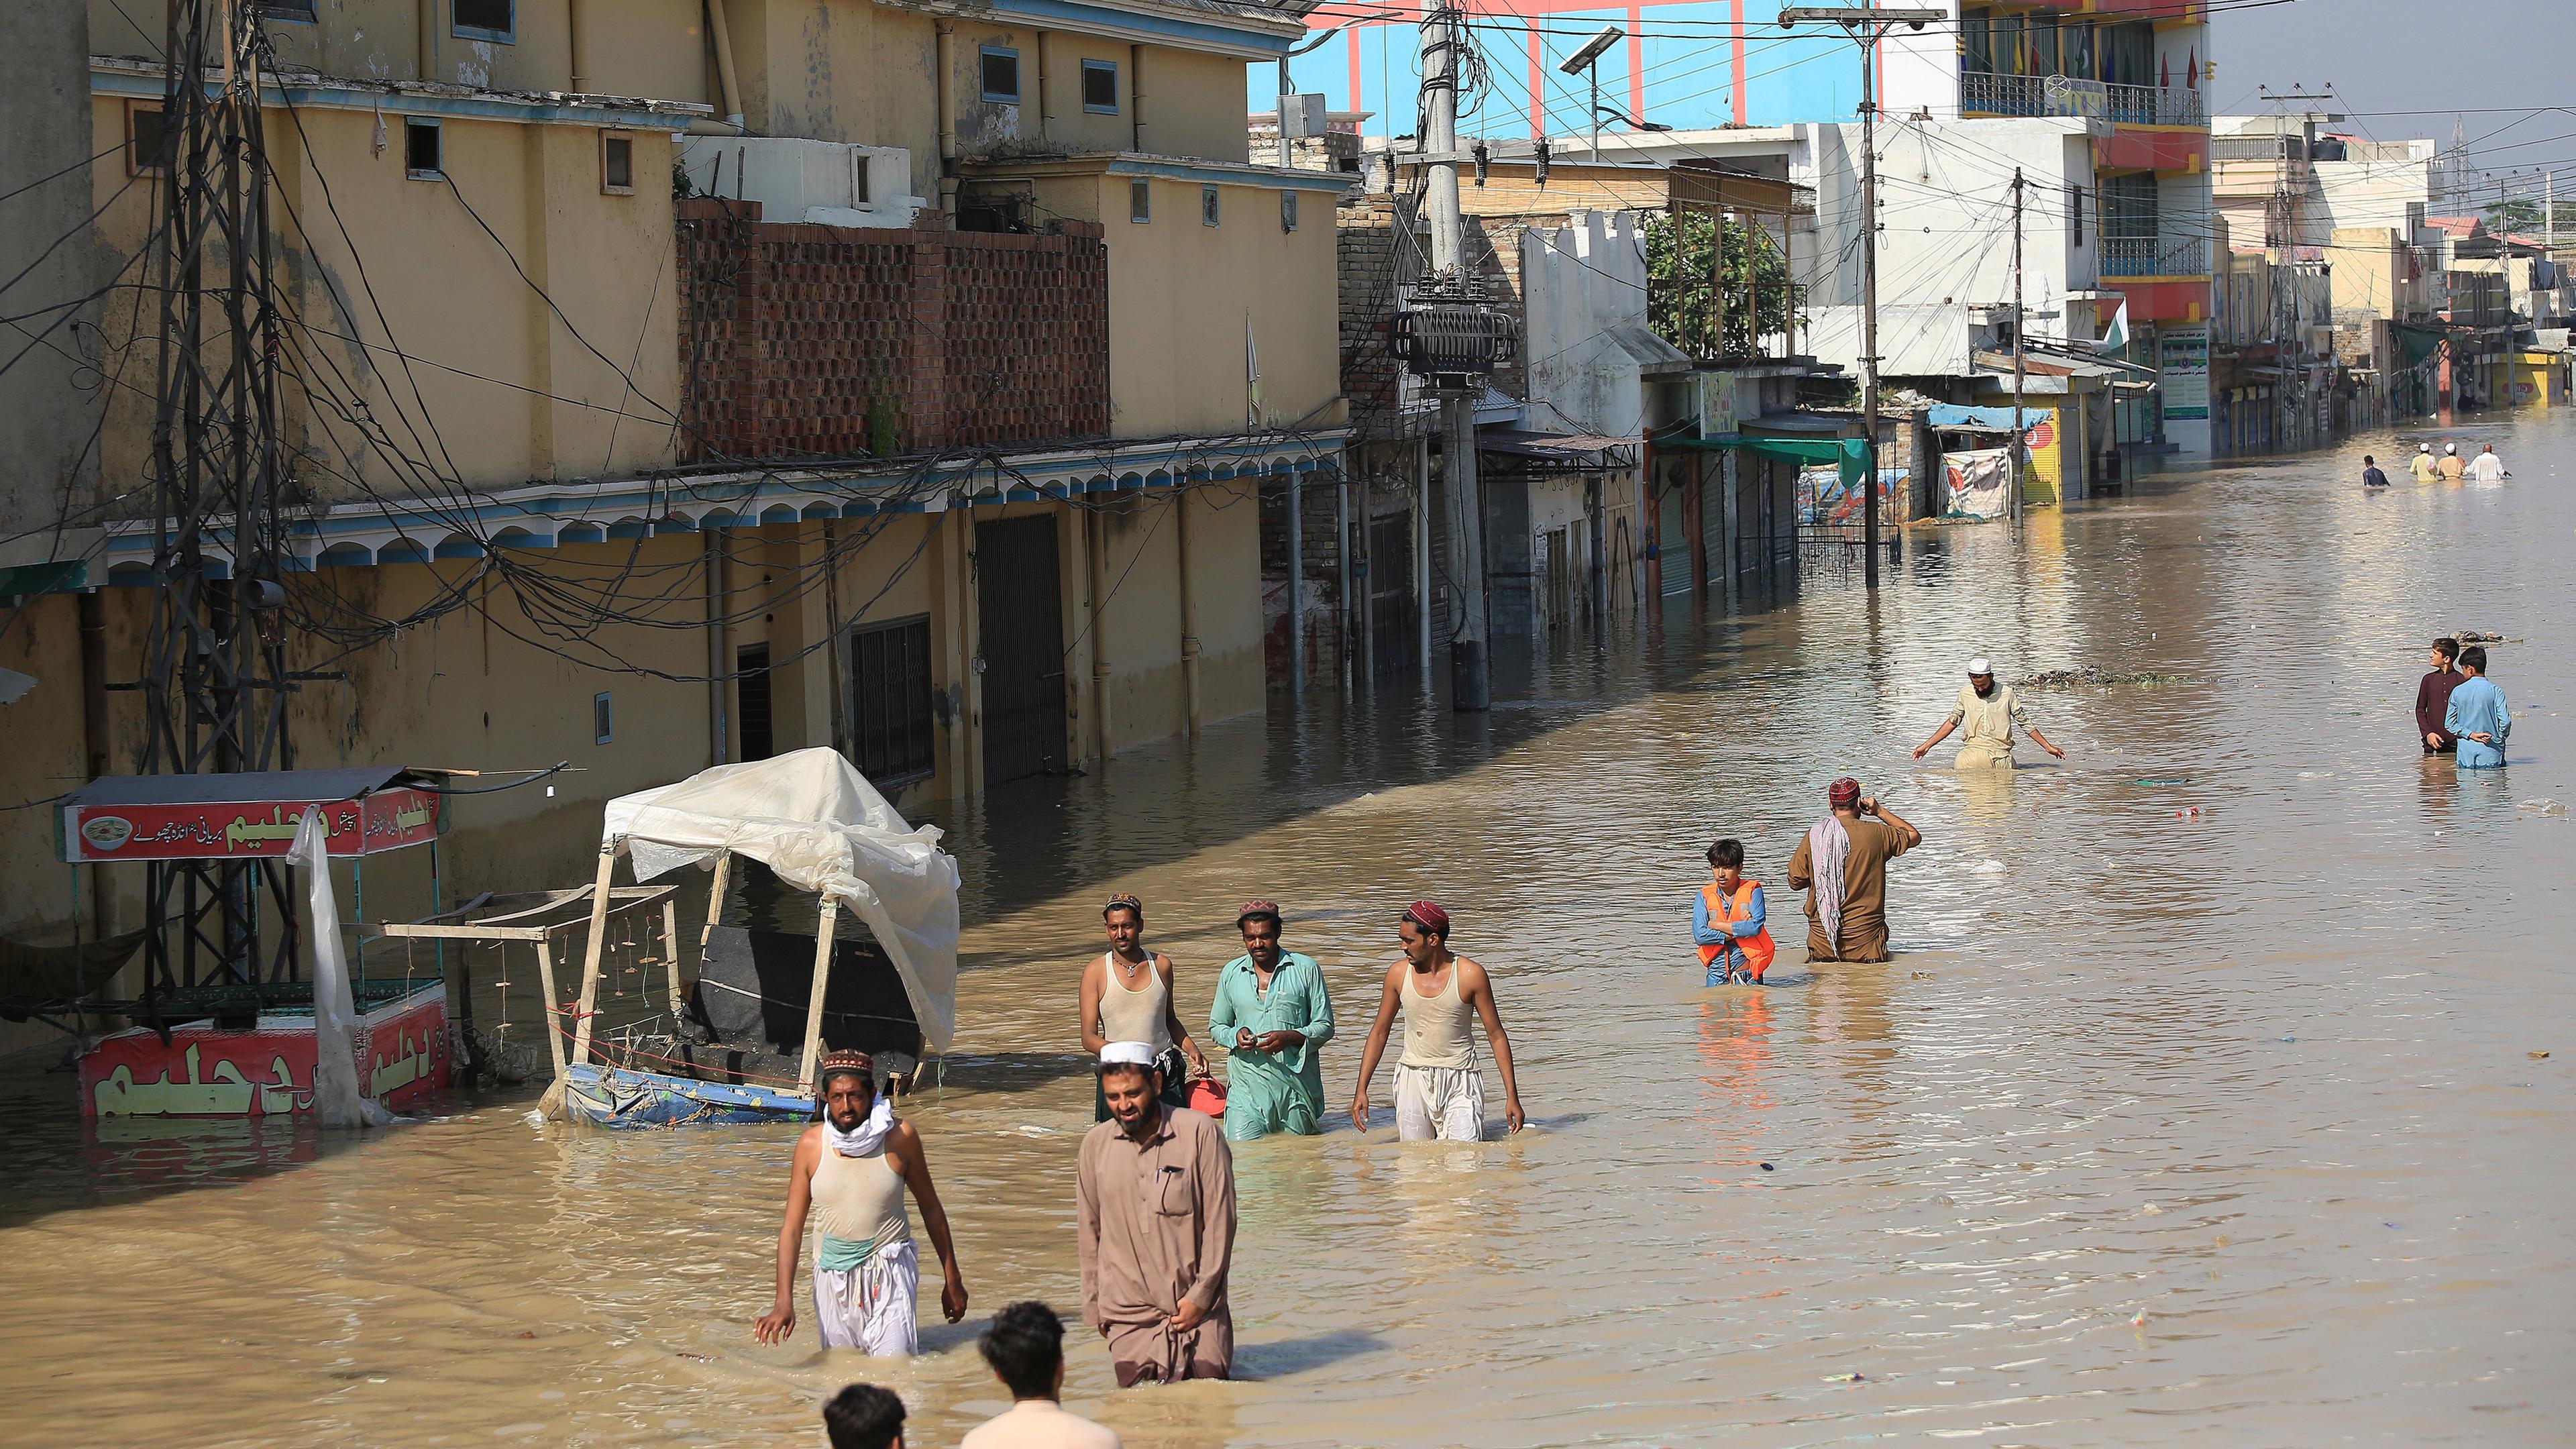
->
3, 413, 2569, 1448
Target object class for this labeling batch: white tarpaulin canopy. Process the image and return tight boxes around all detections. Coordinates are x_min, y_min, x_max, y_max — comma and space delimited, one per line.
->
600, 749, 961, 1052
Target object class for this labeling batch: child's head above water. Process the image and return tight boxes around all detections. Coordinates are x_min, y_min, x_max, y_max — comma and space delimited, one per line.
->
1707, 837, 1744, 885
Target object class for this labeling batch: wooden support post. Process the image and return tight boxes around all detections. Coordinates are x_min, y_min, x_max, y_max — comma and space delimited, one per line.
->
661, 898, 686, 1023
798, 899, 841, 1093
698, 850, 732, 953
533, 937, 567, 1077
568, 840, 619, 1068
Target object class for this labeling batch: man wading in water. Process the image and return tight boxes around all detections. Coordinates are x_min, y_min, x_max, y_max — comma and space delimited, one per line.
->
755, 1051, 969, 1354
1786, 778, 1922, 964
1207, 901, 1334, 1140
1077, 1042, 1238, 1385
1077, 894, 1209, 1121
1911, 658, 2066, 769
1347, 900, 1527, 1140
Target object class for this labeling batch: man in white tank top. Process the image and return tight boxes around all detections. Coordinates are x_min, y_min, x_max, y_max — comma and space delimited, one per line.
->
1348, 901, 1526, 1141
1077, 894, 1209, 1121
755, 1051, 969, 1356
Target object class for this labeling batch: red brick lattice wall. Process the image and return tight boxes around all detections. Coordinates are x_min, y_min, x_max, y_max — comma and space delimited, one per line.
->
677, 199, 1108, 464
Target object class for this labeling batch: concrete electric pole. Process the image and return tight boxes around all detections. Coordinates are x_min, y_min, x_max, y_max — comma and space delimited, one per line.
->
2010, 166, 2025, 526
1779, 7, 1941, 588
1423, 0, 1491, 710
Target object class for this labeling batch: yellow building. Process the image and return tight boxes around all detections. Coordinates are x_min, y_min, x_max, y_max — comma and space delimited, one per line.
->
0, 0, 1346, 1020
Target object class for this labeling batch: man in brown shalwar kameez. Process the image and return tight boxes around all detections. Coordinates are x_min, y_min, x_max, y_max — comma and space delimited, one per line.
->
1075, 1042, 1237, 1386
1786, 777, 1923, 963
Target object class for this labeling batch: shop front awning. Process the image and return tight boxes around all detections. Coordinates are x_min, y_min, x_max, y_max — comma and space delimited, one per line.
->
1926, 403, 2047, 433
1476, 428, 1639, 473
1660, 431, 1871, 490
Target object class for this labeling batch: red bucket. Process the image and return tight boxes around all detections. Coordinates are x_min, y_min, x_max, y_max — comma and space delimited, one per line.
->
1183, 1077, 1228, 1118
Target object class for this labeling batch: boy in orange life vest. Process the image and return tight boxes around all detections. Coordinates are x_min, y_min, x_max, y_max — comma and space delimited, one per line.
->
1693, 839, 1775, 985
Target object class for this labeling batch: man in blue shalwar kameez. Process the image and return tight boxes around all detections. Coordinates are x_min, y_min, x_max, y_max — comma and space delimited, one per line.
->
2445, 645, 2512, 769
1207, 900, 1334, 1140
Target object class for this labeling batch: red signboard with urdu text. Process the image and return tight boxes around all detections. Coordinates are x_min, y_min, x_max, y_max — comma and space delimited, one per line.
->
79, 985, 450, 1118
61, 788, 440, 863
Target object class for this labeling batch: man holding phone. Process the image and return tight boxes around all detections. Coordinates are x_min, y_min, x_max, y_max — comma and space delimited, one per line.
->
1205, 900, 1335, 1140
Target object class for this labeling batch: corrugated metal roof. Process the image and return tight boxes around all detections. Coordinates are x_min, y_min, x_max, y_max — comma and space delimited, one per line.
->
67, 767, 415, 808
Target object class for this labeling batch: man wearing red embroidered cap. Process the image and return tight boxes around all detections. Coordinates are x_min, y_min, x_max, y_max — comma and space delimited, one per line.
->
1348, 901, 1526, 1140
1786, 778, 1921, 963
1205, 900, 1335, 1141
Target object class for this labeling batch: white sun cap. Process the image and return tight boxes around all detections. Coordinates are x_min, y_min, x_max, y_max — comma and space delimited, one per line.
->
1966, 657, 1993, 676
1099, 1041, 1159, 1068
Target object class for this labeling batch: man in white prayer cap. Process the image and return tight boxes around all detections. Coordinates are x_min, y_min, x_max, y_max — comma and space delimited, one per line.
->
1912, 658, 2066, 769
1075, 1042, 1238, 1385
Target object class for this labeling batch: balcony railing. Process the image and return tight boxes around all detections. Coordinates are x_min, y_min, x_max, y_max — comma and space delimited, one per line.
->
2100, 235, 2209, 278
1960, 71, 2206, 127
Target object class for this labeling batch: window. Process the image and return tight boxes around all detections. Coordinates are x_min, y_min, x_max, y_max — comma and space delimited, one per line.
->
256, 0, 317, 19
979, 46, 1021, 104
2068, 183, 2084, 246
1081, 59, 1119, 114
405, 118, 442, 180
600, 131, 634, 195
1201, 184, 1220, 227
1129, 178, 1150, 223
452, 0, 513, 42
592, 692, 614, 745
735, 643, 775, 760
848, 616, 935, 786
1281, 190, 1298, 232
125, 103, 167, 177
855, 156, 873, 203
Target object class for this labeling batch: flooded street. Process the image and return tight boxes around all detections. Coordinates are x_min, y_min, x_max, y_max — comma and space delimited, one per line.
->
4, 413, 2571, 1448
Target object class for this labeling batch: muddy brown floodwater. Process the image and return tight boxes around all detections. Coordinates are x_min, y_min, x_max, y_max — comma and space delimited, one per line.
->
4, 414, 2571, 1448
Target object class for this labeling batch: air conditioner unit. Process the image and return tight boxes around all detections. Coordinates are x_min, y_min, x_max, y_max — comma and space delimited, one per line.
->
678, 137, 927, 228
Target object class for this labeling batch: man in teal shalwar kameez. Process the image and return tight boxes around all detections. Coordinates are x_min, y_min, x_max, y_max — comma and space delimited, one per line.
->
1208, 900, 1334, 1141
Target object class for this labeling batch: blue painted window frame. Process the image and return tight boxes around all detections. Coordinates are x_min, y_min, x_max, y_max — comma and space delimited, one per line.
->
979, 46, 1022, 105
1081, 59, 1120, 114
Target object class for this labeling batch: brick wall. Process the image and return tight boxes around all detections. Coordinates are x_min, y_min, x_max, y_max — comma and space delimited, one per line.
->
676, 199, 1108, 464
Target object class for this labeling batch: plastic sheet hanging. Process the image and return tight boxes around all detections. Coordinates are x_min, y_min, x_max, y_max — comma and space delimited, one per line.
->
290, 810, 396, 1128
601, 749, 961, 1052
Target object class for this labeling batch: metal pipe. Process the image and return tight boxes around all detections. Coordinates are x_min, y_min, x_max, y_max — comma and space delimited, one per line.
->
1285, 468, 1305, 697
1036, 29, 1053, 142
568, 0, 589, 91
1129, 44, 1145, 153
1335, 471, 1352, 694
704, 529, 729, 765
938, 21, 960, 214
1089, 504, 1113, 763
704, 0, 744, 128
1177, 486, 1201, 737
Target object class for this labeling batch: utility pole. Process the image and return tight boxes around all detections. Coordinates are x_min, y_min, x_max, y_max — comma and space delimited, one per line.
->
1779, 8, 1940, 588
1424, 0, 1490, 710
140, 0, 299, 992
2010, 167, 2025, 526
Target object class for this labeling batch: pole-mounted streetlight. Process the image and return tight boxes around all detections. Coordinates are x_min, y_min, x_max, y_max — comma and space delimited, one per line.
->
1559, 25, 1624, 162
1777, 5, 1941, 590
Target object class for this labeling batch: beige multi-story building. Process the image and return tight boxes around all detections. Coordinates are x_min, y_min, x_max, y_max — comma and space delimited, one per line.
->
0, 0, 1349, 1002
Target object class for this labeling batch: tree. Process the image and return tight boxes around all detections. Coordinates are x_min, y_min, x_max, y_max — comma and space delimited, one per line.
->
2482, 198, 2576, 235
1644, 211, 1803, 361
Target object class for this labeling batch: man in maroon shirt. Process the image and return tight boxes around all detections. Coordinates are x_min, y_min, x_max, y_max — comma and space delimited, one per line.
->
2416, 638, 2462, 754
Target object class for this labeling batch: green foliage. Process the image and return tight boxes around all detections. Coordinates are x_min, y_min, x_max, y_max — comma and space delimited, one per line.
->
866, 388, 900, 458
1644, 211, 1804, 360
2481, 199, 2576, 234
673, 160, 699, 201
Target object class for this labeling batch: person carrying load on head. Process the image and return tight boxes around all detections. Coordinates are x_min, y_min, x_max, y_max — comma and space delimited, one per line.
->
1693, 838, 1774, 986
1078, 893, 1210, 1122
1206, 900, 1334, 1140
755, 1051, 969, 1356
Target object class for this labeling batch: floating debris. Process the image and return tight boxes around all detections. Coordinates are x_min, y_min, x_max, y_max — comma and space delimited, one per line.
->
1822, 1371, 1866, 1383
2019, 667, 2196, 688
2531, 1051, 2552, 1061
2135, 777, 2191, 786
1760, 1162, 1775, 1172
1970, 859, 2006, 873
2131, 1309, 2149, 1328
2174, 806, 2205, 818
2452, 629, 2508, 644
2519, 799, 2567, 816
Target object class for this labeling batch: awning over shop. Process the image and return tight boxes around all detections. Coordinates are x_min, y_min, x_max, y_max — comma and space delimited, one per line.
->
0, 559, 87, 598
1477, 427, 1639, 472
1662, 432, 1871, 491
1925, 403, 2046, 432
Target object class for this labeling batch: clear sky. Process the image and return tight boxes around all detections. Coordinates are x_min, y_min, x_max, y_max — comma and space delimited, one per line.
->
2212, 0, 2576, 219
